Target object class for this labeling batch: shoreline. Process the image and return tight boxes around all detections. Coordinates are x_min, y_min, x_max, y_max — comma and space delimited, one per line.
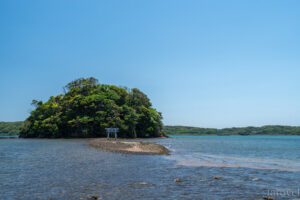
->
88, 138, 170, 155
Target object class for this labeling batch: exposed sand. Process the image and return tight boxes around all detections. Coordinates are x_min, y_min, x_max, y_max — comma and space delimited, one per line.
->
88, 139, 170, 155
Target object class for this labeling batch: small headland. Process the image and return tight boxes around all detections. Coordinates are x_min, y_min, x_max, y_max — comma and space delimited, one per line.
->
88, 138, 170, 155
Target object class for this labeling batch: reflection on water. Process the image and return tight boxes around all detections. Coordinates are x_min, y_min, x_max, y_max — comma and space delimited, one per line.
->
1, 136, 300, 200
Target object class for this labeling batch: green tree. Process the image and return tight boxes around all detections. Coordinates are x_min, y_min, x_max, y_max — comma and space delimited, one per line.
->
20, 77, 166, 138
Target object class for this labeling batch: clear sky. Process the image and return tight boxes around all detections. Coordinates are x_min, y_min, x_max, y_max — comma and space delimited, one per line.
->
1, 0, 300, 128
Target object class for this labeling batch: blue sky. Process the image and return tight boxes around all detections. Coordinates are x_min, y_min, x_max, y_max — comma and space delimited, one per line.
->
1, 0, 300, 128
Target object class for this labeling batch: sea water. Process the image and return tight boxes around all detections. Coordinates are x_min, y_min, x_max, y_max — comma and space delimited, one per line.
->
0, 136, 299, 199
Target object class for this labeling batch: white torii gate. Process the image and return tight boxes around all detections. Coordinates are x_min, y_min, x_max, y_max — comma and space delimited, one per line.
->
105, 128, 119, 139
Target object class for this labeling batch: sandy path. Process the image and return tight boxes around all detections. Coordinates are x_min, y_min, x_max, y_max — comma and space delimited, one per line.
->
88, 139, 169, 155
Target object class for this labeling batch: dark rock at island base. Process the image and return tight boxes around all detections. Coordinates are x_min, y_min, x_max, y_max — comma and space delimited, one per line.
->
174, 178, 181, 182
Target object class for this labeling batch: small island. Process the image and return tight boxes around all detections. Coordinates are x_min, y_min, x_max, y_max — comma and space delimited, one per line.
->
19, 77, 166, 139
17, 77, 169, 154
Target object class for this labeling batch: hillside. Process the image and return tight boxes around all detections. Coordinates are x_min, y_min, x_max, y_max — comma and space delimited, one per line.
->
164, 125, 300, 135
0, 121, 23, 136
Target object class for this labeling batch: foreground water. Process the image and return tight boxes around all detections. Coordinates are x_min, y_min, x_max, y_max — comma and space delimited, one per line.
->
1, 136, 300, 200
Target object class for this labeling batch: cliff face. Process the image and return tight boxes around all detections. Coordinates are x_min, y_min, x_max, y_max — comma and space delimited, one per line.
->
20, 77, 165, 138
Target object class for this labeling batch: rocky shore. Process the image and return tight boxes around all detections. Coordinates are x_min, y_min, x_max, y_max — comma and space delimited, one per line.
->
88, 139, 170, 155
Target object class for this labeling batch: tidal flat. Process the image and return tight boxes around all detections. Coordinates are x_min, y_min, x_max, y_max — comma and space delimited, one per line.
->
88, 138, 170, 155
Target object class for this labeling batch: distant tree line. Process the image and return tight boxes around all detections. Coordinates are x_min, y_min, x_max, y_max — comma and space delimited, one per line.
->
2, 123, 300, 136
19, 77, 165, 138
0, 121, 23, 136
164, 125, 300, 135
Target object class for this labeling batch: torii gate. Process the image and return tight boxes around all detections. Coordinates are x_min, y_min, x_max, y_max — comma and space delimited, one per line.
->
105, 128, 119, 139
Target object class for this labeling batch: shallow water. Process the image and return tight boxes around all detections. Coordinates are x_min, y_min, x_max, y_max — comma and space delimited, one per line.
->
1, 136, 300, 200
162, 136, 300, 171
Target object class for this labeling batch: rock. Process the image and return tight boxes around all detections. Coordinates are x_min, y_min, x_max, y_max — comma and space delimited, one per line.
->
252, 177, 260, 181
263, 196, 275, 200
202, 180, 211, 183
174, 178, 181, 182
213, 176, 222, 180
138, 182, 148, 185
88, 194, 99, 200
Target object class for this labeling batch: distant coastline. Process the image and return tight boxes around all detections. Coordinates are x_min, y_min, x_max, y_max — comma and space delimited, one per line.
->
164, 125, 300, 136
0, 121, 23, 136
2, 121, 300, 136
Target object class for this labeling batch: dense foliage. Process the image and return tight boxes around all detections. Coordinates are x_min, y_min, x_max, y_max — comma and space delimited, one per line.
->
164, 125, 300, 135
20, 77, 165, 138
0, 121, 23, 136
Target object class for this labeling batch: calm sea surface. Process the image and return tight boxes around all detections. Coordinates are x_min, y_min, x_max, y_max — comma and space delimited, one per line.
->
1, 136, 300, 200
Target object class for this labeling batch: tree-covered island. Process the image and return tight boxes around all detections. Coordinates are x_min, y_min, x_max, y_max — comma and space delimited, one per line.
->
19, 77, 166, 138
